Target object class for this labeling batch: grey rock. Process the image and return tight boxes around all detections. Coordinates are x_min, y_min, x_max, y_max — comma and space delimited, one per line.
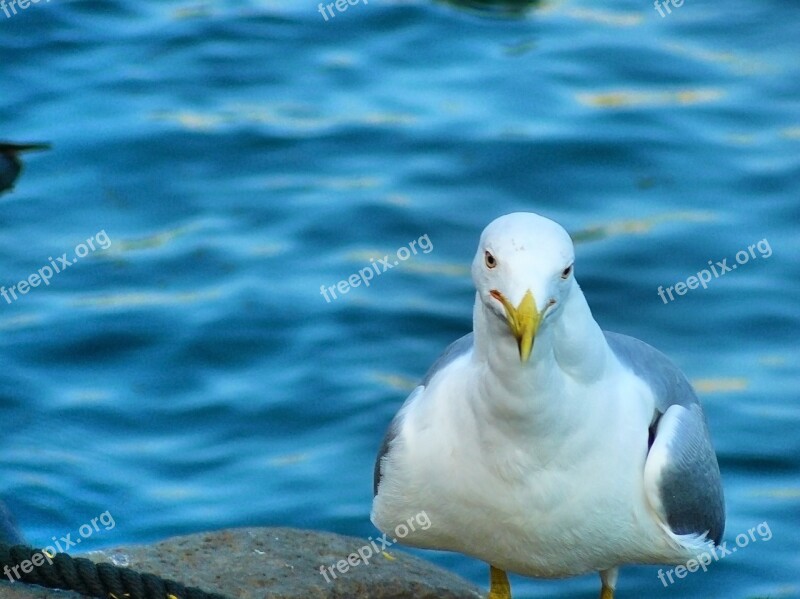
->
0, 528, 483, 599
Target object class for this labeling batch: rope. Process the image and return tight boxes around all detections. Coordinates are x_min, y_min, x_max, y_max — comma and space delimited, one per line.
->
0, 542, 233, 599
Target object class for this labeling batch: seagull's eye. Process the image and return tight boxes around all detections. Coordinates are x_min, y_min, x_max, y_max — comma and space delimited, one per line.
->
561, 264, 573, 279
485, 251, 497, 269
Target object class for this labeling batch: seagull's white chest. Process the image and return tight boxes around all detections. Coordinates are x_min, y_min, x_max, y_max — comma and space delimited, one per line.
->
372, 355, 668, 578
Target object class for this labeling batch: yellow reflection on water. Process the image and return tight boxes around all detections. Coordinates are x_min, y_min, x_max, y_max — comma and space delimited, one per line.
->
578, 88, 724, 108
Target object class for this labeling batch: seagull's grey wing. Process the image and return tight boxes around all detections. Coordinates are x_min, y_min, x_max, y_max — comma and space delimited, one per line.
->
605, 331, 725, 545
373, 333, 473, 497
420, 332, 474, 387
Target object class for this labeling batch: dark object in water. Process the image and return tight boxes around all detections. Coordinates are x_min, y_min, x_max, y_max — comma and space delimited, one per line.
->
437, 0, 542, 16
0, 500, 23, 546
0, 141, 52, 195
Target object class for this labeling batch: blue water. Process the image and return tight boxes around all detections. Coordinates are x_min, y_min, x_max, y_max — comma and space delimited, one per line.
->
1, 0, 798, 597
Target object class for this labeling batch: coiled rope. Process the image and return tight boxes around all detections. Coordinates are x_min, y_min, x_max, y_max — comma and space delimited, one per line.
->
0, 543, 232, 599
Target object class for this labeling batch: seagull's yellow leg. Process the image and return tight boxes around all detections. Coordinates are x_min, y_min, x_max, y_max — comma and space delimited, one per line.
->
599, 567, 618, 599
488, 565, 511, 599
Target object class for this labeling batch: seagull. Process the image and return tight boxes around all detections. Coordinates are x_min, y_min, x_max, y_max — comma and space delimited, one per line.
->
371, 212, 724, 599
0, 141, 51, 195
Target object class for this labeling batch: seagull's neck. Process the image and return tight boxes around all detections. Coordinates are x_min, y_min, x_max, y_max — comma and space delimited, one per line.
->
471, 285, 612, 427
550, 284, 609, 382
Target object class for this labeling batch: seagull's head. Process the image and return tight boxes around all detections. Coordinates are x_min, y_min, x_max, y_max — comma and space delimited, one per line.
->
472, 212, 576, 363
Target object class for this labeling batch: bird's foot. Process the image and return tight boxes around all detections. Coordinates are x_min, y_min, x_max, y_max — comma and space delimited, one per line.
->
487, 565, 511, 599
599, 567, 618, 599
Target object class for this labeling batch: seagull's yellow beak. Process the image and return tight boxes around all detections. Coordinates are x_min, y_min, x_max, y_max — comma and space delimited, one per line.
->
490, 289, 542, 362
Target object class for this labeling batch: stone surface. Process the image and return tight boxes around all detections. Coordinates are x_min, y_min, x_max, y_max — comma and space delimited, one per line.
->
0, 527, 483, 598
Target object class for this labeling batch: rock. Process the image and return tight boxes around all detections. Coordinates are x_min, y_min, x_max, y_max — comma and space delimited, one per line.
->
0, 528, 483, 599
